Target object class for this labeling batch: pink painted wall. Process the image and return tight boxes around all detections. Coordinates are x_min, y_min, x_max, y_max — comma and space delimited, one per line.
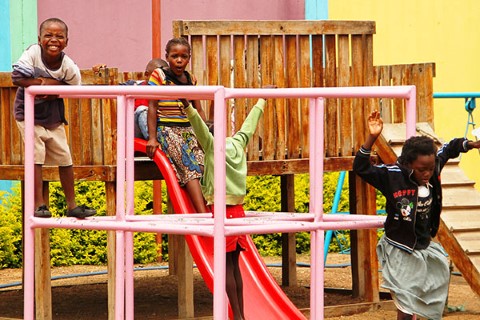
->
39, 0, 304, 72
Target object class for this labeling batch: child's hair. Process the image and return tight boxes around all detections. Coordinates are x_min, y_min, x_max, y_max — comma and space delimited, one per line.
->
398, 136, 438, 165
145, 58, 168, 77
39, 18, 68, 36
165, 37, 191, 55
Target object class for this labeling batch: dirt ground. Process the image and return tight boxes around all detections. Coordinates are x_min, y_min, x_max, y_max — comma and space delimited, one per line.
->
0, 253, 479, 319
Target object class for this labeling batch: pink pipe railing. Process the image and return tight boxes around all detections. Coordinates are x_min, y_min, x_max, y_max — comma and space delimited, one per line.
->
23, 84, 416, 320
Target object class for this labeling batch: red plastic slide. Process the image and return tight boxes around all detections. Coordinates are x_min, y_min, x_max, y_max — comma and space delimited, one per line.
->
134, 138, 306, 319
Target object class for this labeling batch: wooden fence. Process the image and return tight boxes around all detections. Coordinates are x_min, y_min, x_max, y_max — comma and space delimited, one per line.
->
173, 20, 434, 169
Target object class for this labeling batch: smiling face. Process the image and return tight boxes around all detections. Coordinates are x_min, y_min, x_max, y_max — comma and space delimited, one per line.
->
165, 44, 190, 77
38, 21, 68, 65
407, 154, 435, 186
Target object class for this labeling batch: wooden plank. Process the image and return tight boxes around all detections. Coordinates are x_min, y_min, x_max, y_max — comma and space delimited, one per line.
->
298, 35, 311, 159
311, 35, 324, 88
280, 175, 297, 287
175, 20, 376, 36
285, 35, 301, 159
245, 35, 260, 161
233, 35, 247, 135
219, 35, 232, 135
246, 156, 357, 175
80, 98, 93, 164
206, 35, 218, 87
378, 66, 393, 123
260, 35, 275, 161
189, 36, 209, 118
442, 209, 480, 232
324, 34, 337, 157
453, 232, 480, 253
351, 35, 366, 150
337, 34, 352, 156
443, 188, 480, 208
273, 35, 287, 161
390, 65, 405, 123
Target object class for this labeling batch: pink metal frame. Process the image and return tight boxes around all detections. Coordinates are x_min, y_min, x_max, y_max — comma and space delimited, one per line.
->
23, 84, 416, 319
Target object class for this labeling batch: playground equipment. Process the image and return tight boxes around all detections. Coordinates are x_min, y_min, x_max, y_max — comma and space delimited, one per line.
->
20, 84, 418, 319
0, 19, 460, 319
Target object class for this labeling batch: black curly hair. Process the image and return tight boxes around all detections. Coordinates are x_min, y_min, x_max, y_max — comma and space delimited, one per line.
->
165, 37, 191, 55
397, 136, 437, 166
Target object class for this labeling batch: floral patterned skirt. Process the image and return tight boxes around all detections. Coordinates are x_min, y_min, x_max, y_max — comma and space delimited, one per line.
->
156, 125, 204, 186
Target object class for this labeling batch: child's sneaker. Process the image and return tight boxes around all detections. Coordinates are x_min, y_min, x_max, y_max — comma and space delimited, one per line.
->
67, 205, 97, 219
34, 205, 52, 218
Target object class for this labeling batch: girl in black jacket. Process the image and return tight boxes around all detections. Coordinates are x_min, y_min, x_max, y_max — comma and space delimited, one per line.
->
354, 110, 480, 320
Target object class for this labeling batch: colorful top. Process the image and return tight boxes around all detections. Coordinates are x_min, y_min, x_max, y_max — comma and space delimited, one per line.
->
185, 99, 266, 205
12, 44, 81, 127
148, 68, 197, 127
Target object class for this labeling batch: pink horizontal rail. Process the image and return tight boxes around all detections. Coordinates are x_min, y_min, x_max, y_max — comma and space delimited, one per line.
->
23, 84, 416, 320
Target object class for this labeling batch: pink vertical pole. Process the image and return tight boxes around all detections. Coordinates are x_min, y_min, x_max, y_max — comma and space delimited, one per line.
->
406, 86, 417, 138
308, 98, 317, 318
115, 95, 127, 319
125, 97, 135, 319
316, 98, 325, 320
212, 87, 228, 319
23, 89, 36, 320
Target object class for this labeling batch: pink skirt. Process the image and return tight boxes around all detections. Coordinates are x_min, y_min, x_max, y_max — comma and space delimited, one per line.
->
209, 204, 248, 252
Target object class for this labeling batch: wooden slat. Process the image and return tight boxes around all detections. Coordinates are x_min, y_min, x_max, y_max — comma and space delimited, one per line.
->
260, 35, 275, 161
219, 35, 232, 135
80, 98, 93, 164
285, 35, 301, 159
174, 20, 376, 36
378, 66, 393, 123
338, 34, 352, 156
390, 65, 405, 123
442, 209, 480, 232
273, 35, 287, 160
351, 35, 366, 150
299, 35, 311, 159
311, 35, 324, 88
324, 34, 337, 157
245, 35, 260, 161
233, 35, 247, 134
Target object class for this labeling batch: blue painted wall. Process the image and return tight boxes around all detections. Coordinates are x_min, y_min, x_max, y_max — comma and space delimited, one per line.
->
305, 0, 328, 19
0, 0, 12, 71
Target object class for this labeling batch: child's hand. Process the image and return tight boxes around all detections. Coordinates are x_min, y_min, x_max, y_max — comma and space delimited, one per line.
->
367, 110, 383, 137
146, 138, 160, 159
468, 140, 480, 149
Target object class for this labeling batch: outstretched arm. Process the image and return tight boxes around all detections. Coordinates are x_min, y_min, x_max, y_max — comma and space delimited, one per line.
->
362, 110, 384, 150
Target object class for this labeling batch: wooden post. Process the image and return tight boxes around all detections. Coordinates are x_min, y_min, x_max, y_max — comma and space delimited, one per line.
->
177, 236, 194, 318
35, 181, 52, 320
349, 172, 380, 302
106, 182, 117, 320
153, 180, 163, 262
281, 174, 297, 287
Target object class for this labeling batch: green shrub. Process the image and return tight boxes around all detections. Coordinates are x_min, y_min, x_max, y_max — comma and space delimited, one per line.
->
0, 172, 386, 268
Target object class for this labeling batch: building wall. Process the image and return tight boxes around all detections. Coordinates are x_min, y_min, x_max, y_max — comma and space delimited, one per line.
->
329, 0, 480, 189
36, 0, 305, 72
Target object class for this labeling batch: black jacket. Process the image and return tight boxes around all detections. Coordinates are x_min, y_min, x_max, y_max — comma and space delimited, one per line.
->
353, 138, 470, 253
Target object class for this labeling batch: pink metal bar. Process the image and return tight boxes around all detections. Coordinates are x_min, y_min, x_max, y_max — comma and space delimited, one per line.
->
125, 97, 135, 319
225, 85, 416, 99
406, 86, 417, 138
21, 84, 416, 320
212, 87, 229, 319
23, 90, 36, 320
115, 95, 127, 319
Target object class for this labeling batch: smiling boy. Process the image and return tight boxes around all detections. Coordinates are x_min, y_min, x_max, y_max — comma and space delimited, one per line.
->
12, 18, 96, 218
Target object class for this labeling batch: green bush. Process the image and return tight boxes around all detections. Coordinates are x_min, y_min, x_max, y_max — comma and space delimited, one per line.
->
0, 172, 386, 268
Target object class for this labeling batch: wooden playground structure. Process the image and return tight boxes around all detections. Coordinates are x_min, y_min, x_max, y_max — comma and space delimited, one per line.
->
1, 20, 478, 319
